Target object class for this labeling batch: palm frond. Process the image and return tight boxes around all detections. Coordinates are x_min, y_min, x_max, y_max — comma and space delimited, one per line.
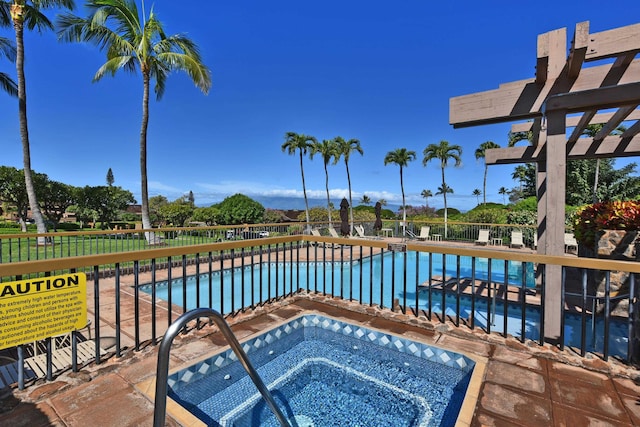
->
93, 55, 134, 81
0, 71, 17, 97
0, 37, 16, 62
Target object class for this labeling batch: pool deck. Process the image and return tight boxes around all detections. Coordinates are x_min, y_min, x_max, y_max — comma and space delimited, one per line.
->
1, 293, 638, 427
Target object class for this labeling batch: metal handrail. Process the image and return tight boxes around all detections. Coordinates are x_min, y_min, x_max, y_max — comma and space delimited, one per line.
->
153, 307, 291, 427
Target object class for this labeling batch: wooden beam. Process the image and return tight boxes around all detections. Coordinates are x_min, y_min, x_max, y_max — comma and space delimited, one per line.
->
585, 22, 640, 61
567, 22, 589, 78
485, 134, 640, 164
450, 60, 640, 127
621, 120, 640, 138
536, 32, 549, 85
512, 109, 640, 133
567, 111, 596, 144
593, 105, 637, 140
546, 82, 640, 113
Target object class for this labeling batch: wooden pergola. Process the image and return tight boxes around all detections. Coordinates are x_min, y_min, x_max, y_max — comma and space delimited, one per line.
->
449, 21, 640, 341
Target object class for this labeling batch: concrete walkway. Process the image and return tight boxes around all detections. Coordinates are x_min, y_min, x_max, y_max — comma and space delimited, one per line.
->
0, 296, 638, 426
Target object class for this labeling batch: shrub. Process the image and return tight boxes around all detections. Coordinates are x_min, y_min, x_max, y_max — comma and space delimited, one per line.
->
573, 200, 640, 248
467, 208, 506, 224
512, 196, 537, 212
436, 208, 460, 217
57, 222, 81, 231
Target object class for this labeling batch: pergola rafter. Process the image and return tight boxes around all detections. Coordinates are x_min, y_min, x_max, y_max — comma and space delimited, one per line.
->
449, 21, 640, 341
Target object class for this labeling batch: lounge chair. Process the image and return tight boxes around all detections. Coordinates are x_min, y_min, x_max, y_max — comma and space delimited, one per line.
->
510, 230, 524, 248
417, 226, 430, 241
564, 233, 578, 253
475, 229, 490, 245
328, 227, 340, 238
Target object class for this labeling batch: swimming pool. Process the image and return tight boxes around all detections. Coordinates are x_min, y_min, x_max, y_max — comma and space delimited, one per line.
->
141, 250, 629, 360
143, 251, 534, 313
163, 314, 480, 426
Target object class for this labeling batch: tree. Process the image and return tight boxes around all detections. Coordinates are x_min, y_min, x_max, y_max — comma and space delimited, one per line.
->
423, 140, 462, 238
436, 184, 453, 199
158, 197, 194, 227
58, 1, 211, 242
191, 206, 220, 225
498, 186, 509, 204
2, 0, 75, 238
420, 189, 432, 206
281, 132, 317, 230
511, 165, 528, 194
384, 148, 416, 237
40, 180, 76, 230
472, 188, 481, 205
311, 139, 339, 227
187, 190, 195, 206
334, 136, 363, 234
0, 165, 30, 230
580, 124, 626, 203
106, 167, 114, 186
360, 194, 371, 205
379, 199, 388, 207
0, 36, 17, 96
149, 195, 169, 226
75, 185, 135, 229
216, 194, 265, 225
475, 141, 500, 205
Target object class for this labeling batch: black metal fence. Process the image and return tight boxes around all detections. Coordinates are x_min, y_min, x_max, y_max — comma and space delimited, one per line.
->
0, 235, 637, 390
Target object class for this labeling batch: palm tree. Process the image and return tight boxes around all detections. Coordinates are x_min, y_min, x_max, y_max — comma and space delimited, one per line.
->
474, 141, 500, 205
420, 189, 432, 207
423, 140, 462, 238
0, 36, 17, 97
334, 136, 363, 234
281, 132, 317, 229
384, 148, 416, 237
498, 186, 509, 204
2, 0, 75, 238
311, 139, 339, 228
379, 199, 388, 207
360, 194, 371, 205
57, 0, 211, 242
472, 188, 481, 205
512, 165, 528, 194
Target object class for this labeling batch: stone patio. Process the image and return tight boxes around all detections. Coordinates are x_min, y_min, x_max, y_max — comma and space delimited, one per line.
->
0, 295, 638, 426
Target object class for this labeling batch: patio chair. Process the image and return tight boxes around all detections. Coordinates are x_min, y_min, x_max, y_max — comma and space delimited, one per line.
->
417, 226, 430, 241
328, 227, 340, 238
475, 229, 490, 245
510, 230, 524, 248
564, 233, 578, 253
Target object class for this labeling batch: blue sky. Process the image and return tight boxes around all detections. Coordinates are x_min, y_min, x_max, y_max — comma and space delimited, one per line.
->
2, 1, 640, 212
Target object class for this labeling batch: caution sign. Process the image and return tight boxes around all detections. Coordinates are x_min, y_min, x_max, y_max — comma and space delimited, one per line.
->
0, 273, 87, 350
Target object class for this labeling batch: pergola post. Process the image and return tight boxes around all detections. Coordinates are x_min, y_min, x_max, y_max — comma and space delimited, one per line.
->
541, 109, 567, 339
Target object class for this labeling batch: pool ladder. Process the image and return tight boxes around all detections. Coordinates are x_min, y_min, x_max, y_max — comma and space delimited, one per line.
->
153, 307, 291, 427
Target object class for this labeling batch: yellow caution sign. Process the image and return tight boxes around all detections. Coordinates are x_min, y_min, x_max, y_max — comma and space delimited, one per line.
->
0, 273, 87, 350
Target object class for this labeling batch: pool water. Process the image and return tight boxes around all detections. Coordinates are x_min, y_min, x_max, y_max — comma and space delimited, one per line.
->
167, 315, 476, 427
144, 251, 534, 314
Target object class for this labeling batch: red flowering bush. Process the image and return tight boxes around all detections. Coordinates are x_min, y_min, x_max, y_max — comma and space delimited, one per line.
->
573, 200, 640, 248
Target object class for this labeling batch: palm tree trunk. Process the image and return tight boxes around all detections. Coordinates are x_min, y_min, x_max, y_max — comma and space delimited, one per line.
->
346, 161, 353, 234
299, 151, 311, 231
140, 71, 154, 242
400, 167, 406, 237
324, 164, 332, 228
592, 159, 600, 204
13, 7, 46, 242
483, 165, 488, 205
441, 167, 448, 238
